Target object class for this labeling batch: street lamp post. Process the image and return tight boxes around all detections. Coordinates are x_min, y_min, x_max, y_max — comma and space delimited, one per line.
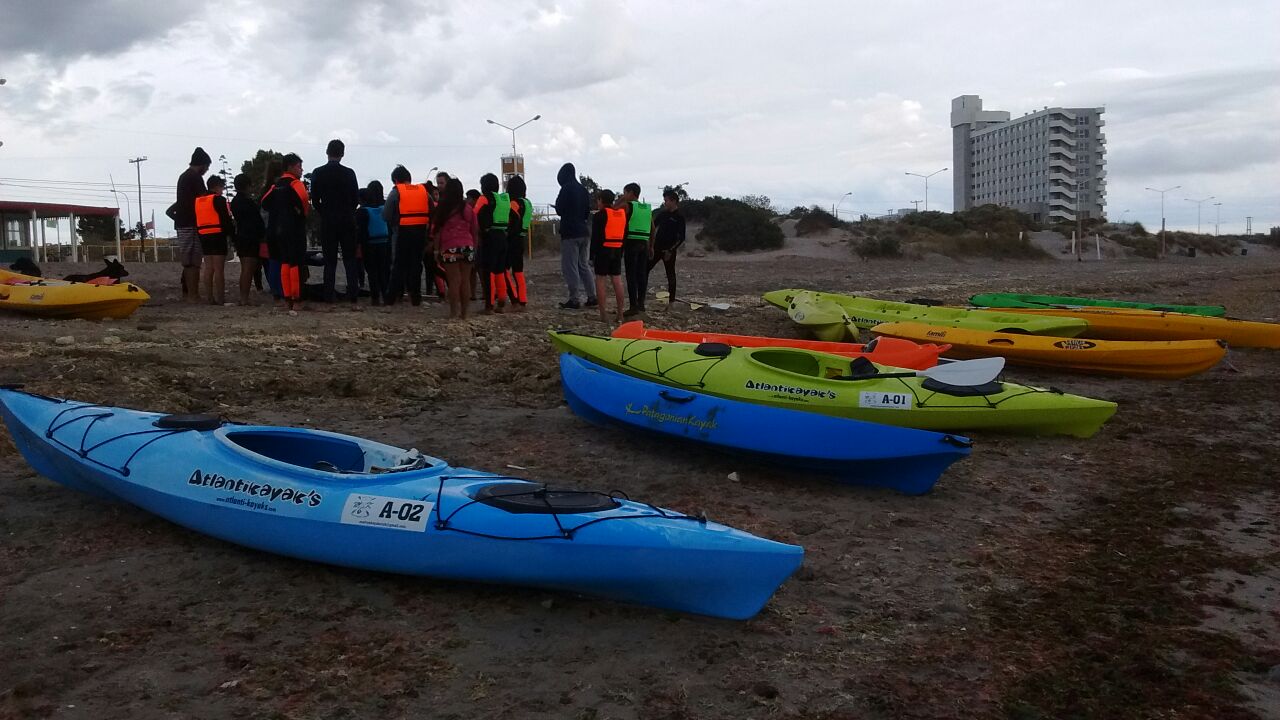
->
905, 168, 948, 212
1144, 185, 1180, 257
834, 191, 852, 218
1213, 202, 1222, 236
0, 77, 6, 149
1119, 209, 1131, 224
1184, 196, 1215, 235
486, 115, 542, 157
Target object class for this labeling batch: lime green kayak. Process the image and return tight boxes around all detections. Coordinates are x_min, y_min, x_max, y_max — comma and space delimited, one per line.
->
970, 292, 1226, 317
783, 292, 852, 342
764, 290, 1088, 338
549, 332, 1116, 438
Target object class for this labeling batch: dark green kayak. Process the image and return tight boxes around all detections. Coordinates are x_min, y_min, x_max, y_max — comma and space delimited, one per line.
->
969, 293, 1225, 317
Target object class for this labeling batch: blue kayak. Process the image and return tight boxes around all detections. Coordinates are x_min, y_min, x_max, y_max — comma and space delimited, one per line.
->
0, 387, 803, 619
559, 354, 972, 495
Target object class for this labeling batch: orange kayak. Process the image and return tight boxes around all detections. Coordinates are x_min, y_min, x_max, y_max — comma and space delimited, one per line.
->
611, 321, 947, 370
991, 307, 1280, 348
872, 322, 1226, 379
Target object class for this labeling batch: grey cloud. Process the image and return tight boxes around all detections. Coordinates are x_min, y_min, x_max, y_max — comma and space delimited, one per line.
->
0, 0, 198, 62
1060, 66, 1280, 123
1111, 131, 1280, 179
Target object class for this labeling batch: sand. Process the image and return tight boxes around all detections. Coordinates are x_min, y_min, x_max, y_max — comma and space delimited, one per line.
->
1, 249, 1277, 719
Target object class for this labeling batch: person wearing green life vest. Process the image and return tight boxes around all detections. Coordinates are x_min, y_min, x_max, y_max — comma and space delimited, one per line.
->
504, 174, 532, 310
474, 172, 516, 313
619, 182, 653, 317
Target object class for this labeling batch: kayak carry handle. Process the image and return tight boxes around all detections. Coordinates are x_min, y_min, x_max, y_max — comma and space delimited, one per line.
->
658, 390, 697, 404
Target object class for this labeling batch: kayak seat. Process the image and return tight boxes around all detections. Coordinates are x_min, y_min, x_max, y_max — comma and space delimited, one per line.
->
921, 378, 1004, 397
473, 482, 621, 515
694, 342, 732, 358
751, 350, 820, 377
225, 430, 367, 473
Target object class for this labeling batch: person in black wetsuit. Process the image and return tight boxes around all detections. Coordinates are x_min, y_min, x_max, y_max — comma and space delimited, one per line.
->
230, 173, 265, 306
310, 139, 360, 306
647, 188, 686, 305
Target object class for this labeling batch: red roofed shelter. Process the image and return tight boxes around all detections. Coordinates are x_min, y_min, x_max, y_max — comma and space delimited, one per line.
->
0, 200, 120, 263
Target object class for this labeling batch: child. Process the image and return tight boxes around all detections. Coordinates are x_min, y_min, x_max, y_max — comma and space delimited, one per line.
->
619, 182, 652, 316
431, 177, 478, 320
592, 189, 625, 323
357, 182, 392, 306
195, 174, 235, 305
505, 174, 532, 311
230, 173, 264, 306
647, 188, 686, 305
473, 173, 514, 314
261, 153, 309, 315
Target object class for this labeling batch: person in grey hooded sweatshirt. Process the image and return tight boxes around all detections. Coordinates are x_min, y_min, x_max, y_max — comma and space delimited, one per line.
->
553, 162, 595, 309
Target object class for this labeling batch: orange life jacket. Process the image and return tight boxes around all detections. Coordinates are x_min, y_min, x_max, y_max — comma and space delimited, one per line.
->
195, 194, 222, 235
603, 208, 626, 248
397, 183, 430, 226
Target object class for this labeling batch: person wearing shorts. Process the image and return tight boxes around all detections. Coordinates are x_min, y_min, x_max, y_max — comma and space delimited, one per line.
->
195, 174, 235, 305
430, 177, 477, 320
173, 147, 212, 302
591, 189, 625, 323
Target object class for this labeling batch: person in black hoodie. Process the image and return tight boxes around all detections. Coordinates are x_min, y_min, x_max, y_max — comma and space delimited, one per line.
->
553, 162, 595, 309
230, 173, 265, 305
473, 172, 512, 313
505, 174, 531, 310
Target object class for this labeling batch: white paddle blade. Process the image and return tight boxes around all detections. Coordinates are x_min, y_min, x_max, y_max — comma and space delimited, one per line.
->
918, 356, 1005, 386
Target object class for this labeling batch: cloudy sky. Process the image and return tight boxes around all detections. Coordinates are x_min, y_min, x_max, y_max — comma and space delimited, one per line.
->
1, 0, 1277, 234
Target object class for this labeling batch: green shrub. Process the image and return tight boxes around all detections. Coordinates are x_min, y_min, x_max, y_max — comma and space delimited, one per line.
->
902, 210, 966, 235
795, 206, 844, 236
1131, 222, 1148, 236
694, 196, 785, 252
854, 235, 902, 259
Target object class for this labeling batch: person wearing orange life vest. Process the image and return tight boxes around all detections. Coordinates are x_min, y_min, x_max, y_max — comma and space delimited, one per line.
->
260, 153, 310, 315
592, 189, 625, 323
195, 174, 235, 306
473, 172, 517, 314
382, 165, 431, 306
504, 174, 532, 311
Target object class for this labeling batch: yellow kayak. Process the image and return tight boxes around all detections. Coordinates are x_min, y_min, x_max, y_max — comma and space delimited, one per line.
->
991, 307, 1280, 348
0, 269, 150, 320
872, 322, 1227, 379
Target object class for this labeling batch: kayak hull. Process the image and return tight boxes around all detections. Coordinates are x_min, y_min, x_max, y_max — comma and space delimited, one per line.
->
0, 388, 802, 619
0, 269, 150, 320
559, 353, 971, 494
872, 322, 1227, 379
612, 321, 947, 370
782, 292, 852, 341
549, 332, 1117, 438
991, 307, 1280, 348
764, 289, 1088, 337
969, 292, 1226, 317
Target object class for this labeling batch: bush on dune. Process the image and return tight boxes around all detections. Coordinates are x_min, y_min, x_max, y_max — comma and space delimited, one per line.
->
692, 196, 785, 252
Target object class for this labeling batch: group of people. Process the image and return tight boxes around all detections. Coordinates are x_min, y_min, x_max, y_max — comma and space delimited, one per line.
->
169, 145, 685, 322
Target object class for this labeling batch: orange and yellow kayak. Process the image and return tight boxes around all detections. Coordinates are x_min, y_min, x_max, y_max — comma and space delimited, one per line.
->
0, 268, 150, 320
872, 322, 1226, 379
991, 307, 1280, 348
611, 321, 948, 370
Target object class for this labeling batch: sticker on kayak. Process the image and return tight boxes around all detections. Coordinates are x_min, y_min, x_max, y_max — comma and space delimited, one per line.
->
1053, 339, 1097, 350
859, 391, 913, 410
341, 494, 432, 532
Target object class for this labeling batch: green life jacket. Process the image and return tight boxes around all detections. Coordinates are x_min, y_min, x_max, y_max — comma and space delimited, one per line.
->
625, 201, 652, 244
520, 198, 534, 234
489, 192, 511, 231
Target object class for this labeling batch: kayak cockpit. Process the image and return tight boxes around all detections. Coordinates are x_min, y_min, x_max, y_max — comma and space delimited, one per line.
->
221, 429, 435, 475
747, 349, 851, 380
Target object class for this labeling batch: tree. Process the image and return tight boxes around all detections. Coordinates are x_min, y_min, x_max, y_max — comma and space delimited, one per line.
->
738, 194, 775, 214
76, 215, 131, 246
240, 149, 285, 197
579, 174, 600, 195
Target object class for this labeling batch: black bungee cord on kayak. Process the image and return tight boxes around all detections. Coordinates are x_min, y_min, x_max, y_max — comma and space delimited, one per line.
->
42, 401, 199, 477
431, 474, 708, 541
616, 339, 728, 389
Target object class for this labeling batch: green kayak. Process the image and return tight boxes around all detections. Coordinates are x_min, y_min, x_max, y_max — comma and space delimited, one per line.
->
764, 290, 1089, 338
549, 332, 1116, 438
970, 292, 1226, 317
783, 292, 852, 342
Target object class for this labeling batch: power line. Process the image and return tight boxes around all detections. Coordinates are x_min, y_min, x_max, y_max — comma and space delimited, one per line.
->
0, 176, 172, 189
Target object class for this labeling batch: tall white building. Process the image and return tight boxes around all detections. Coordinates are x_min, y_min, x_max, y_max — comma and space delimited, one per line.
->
951, 95, 1106, 223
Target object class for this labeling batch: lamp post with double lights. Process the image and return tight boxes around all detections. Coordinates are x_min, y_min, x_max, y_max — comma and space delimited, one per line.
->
486, 115, 541, 157
1184, 195, 1215, 235
905, 168, 948, 212
1144, 185, 1180, 257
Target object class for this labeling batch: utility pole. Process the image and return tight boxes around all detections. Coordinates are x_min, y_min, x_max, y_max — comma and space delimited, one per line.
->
910, 200, 922, 213
1145, 185, 1180, 257
1213, 202, 1222, 236
128, 157, 148, 246
1245, 216, 1252, 236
